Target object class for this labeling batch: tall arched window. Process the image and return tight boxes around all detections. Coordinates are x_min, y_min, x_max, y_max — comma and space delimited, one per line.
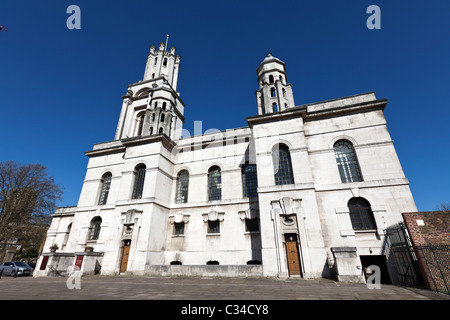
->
176, 170, 189, 203
333, 140, 363, 183
98, 172, 112, 205
162, 102, 167, 110
159, 127, 164, 134
269, 75, 274, 84
163, 58, 168, 67
208, 166, 222, 201
161, 113, 165, 123
132, 164, 146, 199
347, 197, 377, 230
88, 217, 102, 241
273, 103, 278, 112
272, 144, 294, 185
242, 164, 258, 198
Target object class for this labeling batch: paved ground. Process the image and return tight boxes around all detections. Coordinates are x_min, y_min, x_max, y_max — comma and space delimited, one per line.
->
0, 274, 449, 301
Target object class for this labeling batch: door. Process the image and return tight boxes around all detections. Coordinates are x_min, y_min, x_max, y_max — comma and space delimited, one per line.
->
120, 240, 131, 273
285, 234, 302, 276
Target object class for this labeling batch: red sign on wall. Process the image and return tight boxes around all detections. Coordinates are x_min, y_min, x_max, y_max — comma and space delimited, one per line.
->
75, 255, 83, 269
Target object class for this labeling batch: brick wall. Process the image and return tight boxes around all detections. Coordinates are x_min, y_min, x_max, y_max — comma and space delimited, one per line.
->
402, 211, 450, 292
402, 211, 450, 246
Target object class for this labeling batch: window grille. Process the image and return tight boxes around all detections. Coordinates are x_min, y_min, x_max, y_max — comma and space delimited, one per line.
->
132, 165, 146, 199
273, 144, 294, 185
333, 140, 363, 183
348, 197, 377, 230
208, 166, 222, 201
98, 172, 112, 205
242, 164, 258, 198
174, 222, 185, 235
89, 217, 102, 240
176, 170, 189, 203
208, 220, 220, 234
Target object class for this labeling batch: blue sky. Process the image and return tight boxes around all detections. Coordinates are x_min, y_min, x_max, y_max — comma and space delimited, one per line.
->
0, 1, 449, 211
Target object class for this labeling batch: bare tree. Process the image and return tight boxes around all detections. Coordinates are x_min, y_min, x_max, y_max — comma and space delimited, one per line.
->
438, 203, 450, 211
0, 161, 63, 258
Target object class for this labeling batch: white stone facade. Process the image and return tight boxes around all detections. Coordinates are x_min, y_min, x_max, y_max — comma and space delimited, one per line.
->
34, 44, 417, 283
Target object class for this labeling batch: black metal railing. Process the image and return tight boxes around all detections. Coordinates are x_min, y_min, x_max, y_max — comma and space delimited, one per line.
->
415, 244, 450, 294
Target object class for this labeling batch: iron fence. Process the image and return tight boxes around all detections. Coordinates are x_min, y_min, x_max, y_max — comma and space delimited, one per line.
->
415, 244, 450, 294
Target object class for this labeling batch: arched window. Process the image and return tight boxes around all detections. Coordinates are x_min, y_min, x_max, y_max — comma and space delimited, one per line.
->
333, 140, 363, 183
160, 113, 165, 123
347, 197, 377, 230
98, 172, 112, 205
282, 88, 286, 97
176, 170, 189, 203
135, 113, 145, 136
88, 217, 102, 241
154, 57, 158, 65
162, 102, 167, 110
242, 164, 258, 198
271, 87, 276, 97
269, 75, 274, 84
132, 164, 146, 199
208, 166, 222, 201
273, 103, 278, 112
272, 144, 294, 185
163, 58, 168, 67
159, 127, 164, 134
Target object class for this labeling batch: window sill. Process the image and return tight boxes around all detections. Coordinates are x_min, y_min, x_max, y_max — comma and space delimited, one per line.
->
244, 231, 260, 235
171, 234, 185, 238
206, 233, 220, 237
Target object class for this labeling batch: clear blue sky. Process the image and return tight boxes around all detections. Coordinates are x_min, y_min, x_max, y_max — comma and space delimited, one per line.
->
0, 1, 449, 211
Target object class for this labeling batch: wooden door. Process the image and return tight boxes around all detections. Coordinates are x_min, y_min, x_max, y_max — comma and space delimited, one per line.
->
120, 241, 131, 273
285, 234, 302, 276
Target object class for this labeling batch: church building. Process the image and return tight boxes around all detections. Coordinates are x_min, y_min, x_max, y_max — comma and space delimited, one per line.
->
34, 40, 417, 283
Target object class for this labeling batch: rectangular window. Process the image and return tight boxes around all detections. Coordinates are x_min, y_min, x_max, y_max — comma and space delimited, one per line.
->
207, 220, 220, 234
245, 218, 260, 232
174, 222, 185, 235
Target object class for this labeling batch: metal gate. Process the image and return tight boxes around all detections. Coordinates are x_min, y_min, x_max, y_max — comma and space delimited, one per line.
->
384, 223, 424, 287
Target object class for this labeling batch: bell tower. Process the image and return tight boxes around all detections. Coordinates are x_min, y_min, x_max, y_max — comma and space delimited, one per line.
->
255, 53, 295, 115
114, 36, 185, 141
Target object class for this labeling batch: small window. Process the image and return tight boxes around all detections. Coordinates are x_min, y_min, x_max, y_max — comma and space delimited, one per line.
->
154, 57, 158, 66
150, 127, 153, 135
163, 58, 168, 67
271, 87, 276, 97
245, 218, 260, 232
98, 172, 112, 205
206, 260, 219, 265
273, 103, 278, 112
208, 220, 220, 234
269, 75, 274, 84
152, 113, 155, 121
171, 261, 182, 265
151, 73, 155, 79
161, 113, 165, 123
162, 102, 167, 110
159, 127, 164, 134
282, 88, 286, 97
174, 222, 185, 235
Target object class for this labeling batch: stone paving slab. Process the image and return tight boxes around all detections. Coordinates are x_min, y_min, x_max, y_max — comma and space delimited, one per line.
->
1, 275, 449, 301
